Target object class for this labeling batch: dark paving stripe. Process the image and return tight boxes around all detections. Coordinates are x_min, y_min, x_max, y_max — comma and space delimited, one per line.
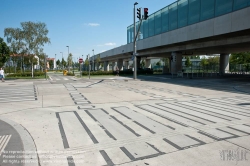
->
56, 113, 69, 149
194, 101, 250, 116
135, 105, 189, 127
84, 110, 116, 140
172, 103, 236, 121
120, 147, 135, 160
67, 156, 75, 166
198, 130, 238, 141
159, 103, 216, 124
227, 126, 250, 135
100, 150, 114, 166
110, 115, 141, 137
74, 111, 99, 144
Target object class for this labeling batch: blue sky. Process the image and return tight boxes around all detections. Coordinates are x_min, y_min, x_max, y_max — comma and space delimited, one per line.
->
0, 0, 176, 61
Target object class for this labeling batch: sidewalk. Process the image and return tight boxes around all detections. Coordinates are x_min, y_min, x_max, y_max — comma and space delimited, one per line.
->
0, 118, 38, 166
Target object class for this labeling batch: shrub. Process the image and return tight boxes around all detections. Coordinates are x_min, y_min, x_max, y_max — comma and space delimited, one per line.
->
66, 72, 75, 76
6, 72, 45, 77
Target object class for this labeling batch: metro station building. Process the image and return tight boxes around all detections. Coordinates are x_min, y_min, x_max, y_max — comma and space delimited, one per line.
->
93, 0, 250, 74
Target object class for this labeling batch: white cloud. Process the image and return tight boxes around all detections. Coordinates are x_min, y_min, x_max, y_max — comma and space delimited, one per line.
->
85, 23, 100, 27
104, 43, 116, 46
97, 43, 116, 47
101, 50, 107, 53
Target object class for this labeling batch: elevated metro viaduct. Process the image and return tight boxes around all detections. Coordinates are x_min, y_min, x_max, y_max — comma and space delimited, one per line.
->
90, 1, 250, 75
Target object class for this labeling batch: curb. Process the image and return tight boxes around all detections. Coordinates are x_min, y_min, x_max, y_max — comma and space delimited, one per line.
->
0, 117, 39, 166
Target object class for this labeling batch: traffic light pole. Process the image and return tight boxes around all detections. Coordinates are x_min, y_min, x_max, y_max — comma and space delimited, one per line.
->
133, 3, 137, 80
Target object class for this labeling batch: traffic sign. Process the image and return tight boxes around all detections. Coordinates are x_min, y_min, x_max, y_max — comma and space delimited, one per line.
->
131, 55, 135, 61
79, 58, 83, 63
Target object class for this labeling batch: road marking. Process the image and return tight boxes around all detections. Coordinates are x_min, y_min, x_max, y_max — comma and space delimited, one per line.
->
0, 135, 12, 156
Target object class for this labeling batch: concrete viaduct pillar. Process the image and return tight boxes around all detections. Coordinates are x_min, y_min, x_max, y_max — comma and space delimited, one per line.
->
124, 61, 129, 69
219, 53, 229, 75
104, 61, 109, 71
145, 59, 151, 68
117, 59, 123, 71
112, 62, 116, 71
171, 52, 182, 74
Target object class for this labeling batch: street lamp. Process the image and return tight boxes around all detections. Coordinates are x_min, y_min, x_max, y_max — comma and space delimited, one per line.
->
92, 49, 94, 71
66, 46, 69, 72
133, 2, 138, 79
55, 54, 56, 70
60, 52, 64, 70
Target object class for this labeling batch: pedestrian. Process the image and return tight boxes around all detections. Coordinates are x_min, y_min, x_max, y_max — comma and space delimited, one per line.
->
116, 66, 119, 76
0, 67, 5, 82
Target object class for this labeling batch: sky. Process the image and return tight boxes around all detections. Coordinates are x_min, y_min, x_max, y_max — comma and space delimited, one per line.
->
0, 0, 176, 61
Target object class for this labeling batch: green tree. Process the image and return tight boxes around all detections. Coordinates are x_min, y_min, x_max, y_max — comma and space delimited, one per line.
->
230, 52, 250, 64
185, 57, 192, 67
84, 58, 89, 71
0, 37, 10, 67
200, 58, 209, 70
95, 54, 101, 70
61, 58, 66, 69
49, 60, 54, 69
161, 58, 169, 67
156, 60, 162, 66
56, 59, 61, 68
141, 59, 145, 68
67, 53, 73, 72
4, 28, 25, 72
21, 21, 50, 77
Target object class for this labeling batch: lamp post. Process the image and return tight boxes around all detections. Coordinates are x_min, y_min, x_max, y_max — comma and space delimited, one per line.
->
88, 54, 90, 79
60, 52, 64, 70
92, 49, 94, 71
55, 54, 56, 71
66, 46, 70, 72
133, 2, 138, 79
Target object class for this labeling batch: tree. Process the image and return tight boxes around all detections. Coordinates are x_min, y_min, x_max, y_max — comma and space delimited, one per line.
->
4, 28, 25, 72
141, 59, 145, 68
230, 52, 250, 64
85, 58, 89, 71
67, 53, 73, 72
200, 58, 209, 70
61, 58, 66, 69
49, 60, 54, 69
185, 57, 192, 67
161, 58, 169, 67
0, 37, 10, 67
156, 60, 162, 66
22, 22, 50, 77
56, 59, 61, 68
95, 54, 101, 70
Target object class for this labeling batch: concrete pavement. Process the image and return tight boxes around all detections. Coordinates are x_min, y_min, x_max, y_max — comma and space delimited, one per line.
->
0, 75, 250, 166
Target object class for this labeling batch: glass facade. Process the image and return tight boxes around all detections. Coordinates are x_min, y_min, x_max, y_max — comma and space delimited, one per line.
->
127, 0, 250, 43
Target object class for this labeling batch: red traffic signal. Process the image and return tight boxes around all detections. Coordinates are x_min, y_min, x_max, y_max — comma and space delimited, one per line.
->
144, 8, 148, 20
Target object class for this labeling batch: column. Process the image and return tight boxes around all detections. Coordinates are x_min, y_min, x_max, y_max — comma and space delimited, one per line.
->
171, 52, 182, 74
124, 61, 129, 69
104, 61, 109, 71
145, 59, 151, 68
219, 53, 229, 75
112, 62, 115, 71
117, 59, 123, 71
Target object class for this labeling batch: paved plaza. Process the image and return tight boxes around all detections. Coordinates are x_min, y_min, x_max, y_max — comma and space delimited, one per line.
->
0, 74, 250, 166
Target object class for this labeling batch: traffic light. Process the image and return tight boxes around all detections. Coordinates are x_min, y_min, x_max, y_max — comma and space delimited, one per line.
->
144, 8, 148, 20
137, 8, 141, 19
